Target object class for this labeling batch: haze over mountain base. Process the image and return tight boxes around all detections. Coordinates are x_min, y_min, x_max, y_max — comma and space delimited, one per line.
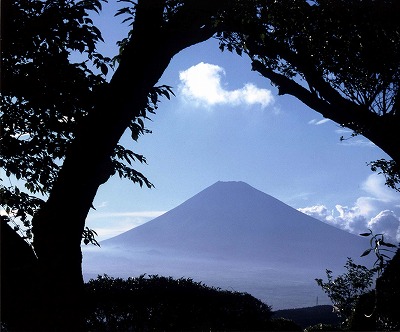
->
83, 181, 374, 310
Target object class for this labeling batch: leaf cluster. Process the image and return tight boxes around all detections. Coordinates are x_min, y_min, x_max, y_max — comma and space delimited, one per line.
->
1, 0, 113, 243
1, 0, 176, 244
82, 226, 100, 246
109, 85, 174, 189
217, 0, 400, 192
368, 159, 400, 192
1, 0, 111, 190
239, 0, 399, 117
359, 229, 398, 274
0, 186, 43, 242
315, 257, 376, 328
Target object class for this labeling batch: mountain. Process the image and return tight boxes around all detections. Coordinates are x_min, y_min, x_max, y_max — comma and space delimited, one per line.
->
83, 181, 373, 310
101, 181, 369, 266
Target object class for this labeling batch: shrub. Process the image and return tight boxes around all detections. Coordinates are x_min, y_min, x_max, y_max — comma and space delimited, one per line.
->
85, 274, 273, 331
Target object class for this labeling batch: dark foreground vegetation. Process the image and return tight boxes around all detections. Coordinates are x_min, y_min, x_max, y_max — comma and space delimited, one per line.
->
81, 265, 400, 331
273, 305, 340, 329
2, 220, 399, 331
2, 0, 400, 329
84, 274, 301, 331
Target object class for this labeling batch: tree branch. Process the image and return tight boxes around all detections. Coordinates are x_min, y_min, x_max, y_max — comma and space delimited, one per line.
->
252, 60, 348, 124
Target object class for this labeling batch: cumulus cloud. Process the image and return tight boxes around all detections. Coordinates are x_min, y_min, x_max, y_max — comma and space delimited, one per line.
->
178, 62, 274, 109
368, 210, 400, 241
298, 205, 334, 222
298, 174, 400, 242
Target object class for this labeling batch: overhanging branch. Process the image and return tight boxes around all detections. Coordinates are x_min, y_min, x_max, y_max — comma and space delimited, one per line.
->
252, 60, 344, 123
252, 59, 382, 136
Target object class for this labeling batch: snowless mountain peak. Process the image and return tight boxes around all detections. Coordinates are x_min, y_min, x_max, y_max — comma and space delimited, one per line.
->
102, 180, 370, 268
84, 180, 374, 310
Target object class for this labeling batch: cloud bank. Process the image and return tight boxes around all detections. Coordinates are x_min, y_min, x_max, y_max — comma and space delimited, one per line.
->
178, 62, 274, 109
298, 174, 400, 242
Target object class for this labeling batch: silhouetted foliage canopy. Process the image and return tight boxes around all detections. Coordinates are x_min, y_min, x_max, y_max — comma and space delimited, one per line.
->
218, 0, 400, 191
84, 274, 274, 331
0, 0, 173, 244
316, 257, 376, 329
2, 0, 400, 330
316, 232, 399, 331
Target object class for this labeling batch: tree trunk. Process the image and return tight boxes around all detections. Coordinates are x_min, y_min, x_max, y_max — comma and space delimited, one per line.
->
29, 0, 225, 329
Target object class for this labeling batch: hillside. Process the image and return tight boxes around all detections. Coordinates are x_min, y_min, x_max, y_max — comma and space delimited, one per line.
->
273, 305, 340, 329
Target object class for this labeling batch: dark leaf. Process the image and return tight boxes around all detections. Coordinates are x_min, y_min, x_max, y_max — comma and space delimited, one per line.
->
381, 241, 397, 248
100, 63, 108, 75
360, 248, 372, 257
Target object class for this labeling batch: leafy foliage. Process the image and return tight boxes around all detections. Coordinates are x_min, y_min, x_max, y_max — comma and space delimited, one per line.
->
1, 0, 110, 241
359, 229, 398, 274
374, 248, 400, 331
82, 227, 100, 246
315, 258, 376, 329
85, 274, 273, 331
217, 0, 400, 190
317, 232, 399, 331
0, 0, 176, 243
1, 0, 110, 190
368, 159, 400, 193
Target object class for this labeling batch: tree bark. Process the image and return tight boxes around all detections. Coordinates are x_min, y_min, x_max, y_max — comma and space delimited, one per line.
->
29, 0, 230, 329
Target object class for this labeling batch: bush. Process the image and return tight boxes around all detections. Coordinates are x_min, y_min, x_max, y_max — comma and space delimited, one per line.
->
84, 274, 273, 331
304, 323, 342, 331
269, 318, 302, 331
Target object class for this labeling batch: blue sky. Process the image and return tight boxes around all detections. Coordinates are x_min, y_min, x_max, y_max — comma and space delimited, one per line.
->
83, 4, 400, 242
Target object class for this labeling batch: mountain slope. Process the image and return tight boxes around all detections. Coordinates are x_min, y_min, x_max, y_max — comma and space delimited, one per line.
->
102, 181, 369, 267
84, 181, 373, 309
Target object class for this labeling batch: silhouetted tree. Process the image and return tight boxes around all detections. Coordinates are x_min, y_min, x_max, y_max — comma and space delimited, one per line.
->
349, 248, 400, 331
1, 0, 239, 329
374, 248, 400, 330
316, 258, 376, 329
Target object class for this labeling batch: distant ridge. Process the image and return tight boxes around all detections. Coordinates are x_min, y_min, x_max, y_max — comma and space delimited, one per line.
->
84, 181, 373, 310
273, 305, 340, 328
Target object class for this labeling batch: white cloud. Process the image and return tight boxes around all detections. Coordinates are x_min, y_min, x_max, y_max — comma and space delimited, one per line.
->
86, 211, 166, 241
308, 118, 330, 125
88, 211, 166, 220
178, 62, 274, 109
94, 201, 109, 209
339, 139, 376, 148
298, 174, 400, 242
361, 174, 400, 203
298, 205, 334, 222
368, 210, 400, 241
334, 128, 376, 147
335, 128, 352, 135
